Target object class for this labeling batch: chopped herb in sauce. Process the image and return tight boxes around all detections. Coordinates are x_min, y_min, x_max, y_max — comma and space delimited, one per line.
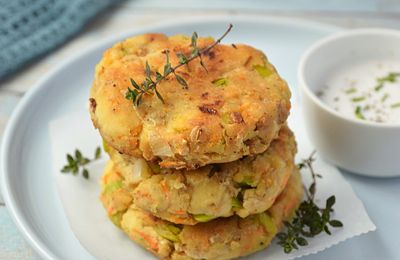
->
325, 69, 400, 123
351, 96, 365, 102
315, 90, 325, 98
355, 106, 365, 120
345, 87, 357, 94
375, 84, 384, 92
381, 93, 389, 103
375, 72, 400, 92
391, 102, 400, 109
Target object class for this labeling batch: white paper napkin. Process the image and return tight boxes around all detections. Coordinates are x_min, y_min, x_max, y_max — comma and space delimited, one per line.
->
49, 108, 376, 260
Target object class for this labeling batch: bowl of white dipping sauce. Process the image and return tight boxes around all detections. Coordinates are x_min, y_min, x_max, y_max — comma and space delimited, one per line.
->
299, 28, 400, 177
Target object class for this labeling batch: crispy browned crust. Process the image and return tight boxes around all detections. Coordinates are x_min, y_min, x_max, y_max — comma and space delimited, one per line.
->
90, 34, 291, 169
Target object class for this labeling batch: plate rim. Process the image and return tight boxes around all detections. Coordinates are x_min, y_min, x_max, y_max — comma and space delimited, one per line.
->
0, 14, 340, 260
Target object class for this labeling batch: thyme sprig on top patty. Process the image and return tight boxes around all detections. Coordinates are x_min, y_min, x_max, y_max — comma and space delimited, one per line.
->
277, 151, 343, 253
125, 24, 233, 107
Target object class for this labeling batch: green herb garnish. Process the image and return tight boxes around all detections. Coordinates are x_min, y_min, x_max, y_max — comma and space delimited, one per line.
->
345, 87, 357, 94
391, 102, 400, 109
375, 83, 384, 92
277, 151, 343, 253
61, 147, 101, 179
125, 24, 233, 107
351, 96, 365, 102
379, 72, 400, 83
381, 93, 389, 103
355, 106, 365, 120
375, 72, 400, 92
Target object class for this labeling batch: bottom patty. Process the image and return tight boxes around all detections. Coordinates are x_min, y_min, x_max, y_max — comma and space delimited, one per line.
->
100, 163, 303, 260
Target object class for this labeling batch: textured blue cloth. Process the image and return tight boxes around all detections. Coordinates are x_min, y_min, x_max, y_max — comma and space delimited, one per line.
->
0, 0, 118, 80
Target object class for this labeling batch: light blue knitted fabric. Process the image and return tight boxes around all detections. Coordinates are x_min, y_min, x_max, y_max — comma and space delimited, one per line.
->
0, 0, 118, 80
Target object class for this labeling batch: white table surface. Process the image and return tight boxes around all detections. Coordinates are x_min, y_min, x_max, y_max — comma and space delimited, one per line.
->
1, 1, 400, 259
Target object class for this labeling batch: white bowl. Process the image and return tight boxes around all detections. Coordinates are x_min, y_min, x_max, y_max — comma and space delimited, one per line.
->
298, 28, 400, 177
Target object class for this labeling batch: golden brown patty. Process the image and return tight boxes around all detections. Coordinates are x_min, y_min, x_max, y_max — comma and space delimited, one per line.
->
106, 126, 296, 224
90, 33, 291, 169
100, 164, 303, 260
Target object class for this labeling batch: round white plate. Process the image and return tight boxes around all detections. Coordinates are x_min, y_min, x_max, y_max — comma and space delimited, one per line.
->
1, 16, 400, 260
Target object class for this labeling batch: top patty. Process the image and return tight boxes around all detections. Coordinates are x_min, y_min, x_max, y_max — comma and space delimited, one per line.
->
90, 33, 291, 169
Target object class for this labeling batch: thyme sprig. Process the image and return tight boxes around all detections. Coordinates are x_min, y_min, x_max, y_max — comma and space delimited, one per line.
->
61, 147, 101, 179
125, 24, 233, 106
277, 151, 343, 253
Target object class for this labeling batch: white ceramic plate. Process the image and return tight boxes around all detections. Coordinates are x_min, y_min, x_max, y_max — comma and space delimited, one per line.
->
1, 16, 400, 260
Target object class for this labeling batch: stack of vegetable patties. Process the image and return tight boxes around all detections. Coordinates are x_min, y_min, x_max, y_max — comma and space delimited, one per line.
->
89, 33, 303, 260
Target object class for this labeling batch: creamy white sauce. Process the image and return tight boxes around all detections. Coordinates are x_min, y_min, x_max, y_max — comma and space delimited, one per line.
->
319, 59, 400, 123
